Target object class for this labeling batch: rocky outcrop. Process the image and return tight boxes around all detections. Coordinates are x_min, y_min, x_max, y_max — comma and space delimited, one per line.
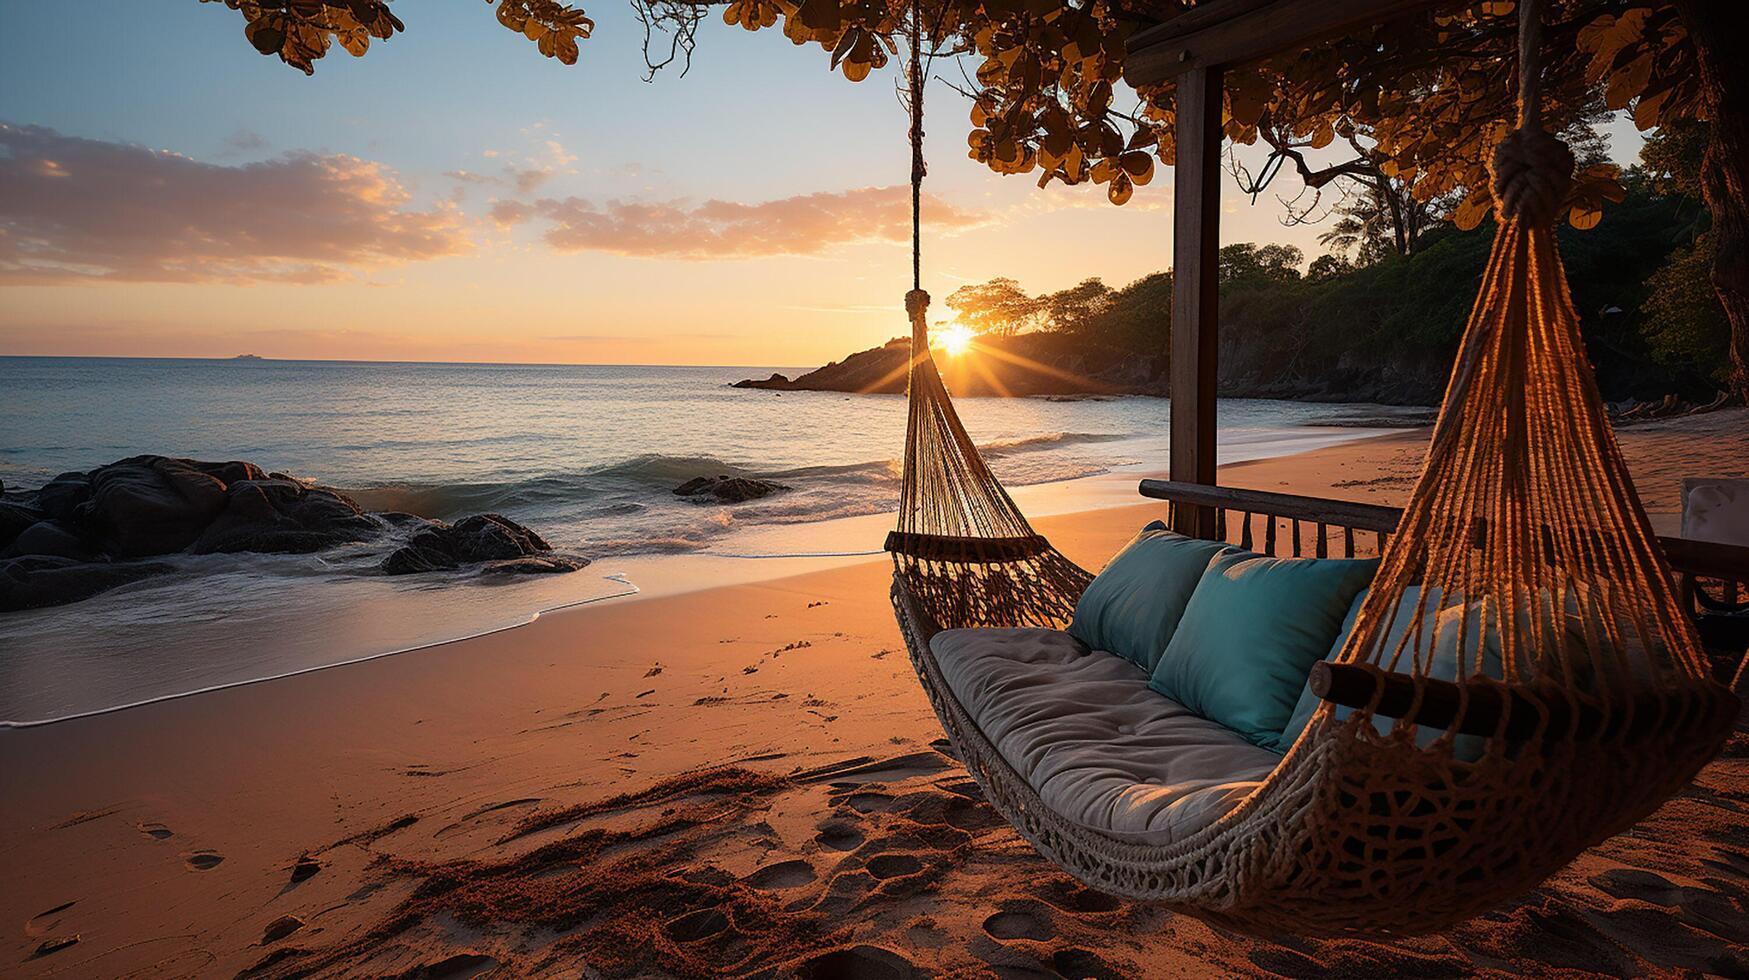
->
673, 475, 789, 504
0, 556, 176, 613
3, 521, 95, 561
83, 456, 260, 556
381, 514, 587, 576
2, 457, 585, 612
732, 331, 1451, 405
0, 499, 45, 550
189, 478, 378, 555
734, 334, 1148, 397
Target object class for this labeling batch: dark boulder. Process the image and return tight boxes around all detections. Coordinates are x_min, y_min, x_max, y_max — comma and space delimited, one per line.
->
673, 475, 789, 504
83, 456, 267, 556
0, 556, 175, 613
34, 472, 92, 522
2, 521, 95, 561
381, 513, 585, 576
189, 478, 380, 555
0, 500, 45, 551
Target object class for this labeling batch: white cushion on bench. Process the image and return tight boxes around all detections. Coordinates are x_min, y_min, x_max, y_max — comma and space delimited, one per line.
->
930, 627, 1279, 843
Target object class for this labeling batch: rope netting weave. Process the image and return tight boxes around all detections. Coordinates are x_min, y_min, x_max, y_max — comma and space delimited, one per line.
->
882, 0, 1738, 936
884, 5, 1092, 630
1324, 2, 1729, 740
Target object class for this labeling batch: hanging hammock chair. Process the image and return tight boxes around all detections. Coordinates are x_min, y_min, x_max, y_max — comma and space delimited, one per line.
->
885, 1, 1741, 938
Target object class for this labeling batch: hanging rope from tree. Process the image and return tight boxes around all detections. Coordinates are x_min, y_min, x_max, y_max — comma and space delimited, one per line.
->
885, 2, 1094, 629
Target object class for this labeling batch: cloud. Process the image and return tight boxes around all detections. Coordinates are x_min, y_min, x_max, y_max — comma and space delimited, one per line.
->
465, 130, 579, 196
494, 186, 990, 259
0, 122, 471, 284
218, 128, 269, 157
507, 166, 554, 194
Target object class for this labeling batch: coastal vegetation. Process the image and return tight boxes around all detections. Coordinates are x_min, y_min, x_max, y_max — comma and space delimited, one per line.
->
745, 124, 1730, 404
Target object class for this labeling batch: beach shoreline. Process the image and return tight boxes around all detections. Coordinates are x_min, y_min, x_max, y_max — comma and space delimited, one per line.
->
2, 414, 1744, 977
0, 412, 1413, 726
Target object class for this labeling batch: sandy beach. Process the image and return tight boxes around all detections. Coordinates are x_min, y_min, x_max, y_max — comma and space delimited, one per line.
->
3, 412, 1746, 978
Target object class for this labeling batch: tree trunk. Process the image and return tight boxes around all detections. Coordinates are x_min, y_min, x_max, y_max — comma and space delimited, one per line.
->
1676, 0, 1749, 403
1382, 182, 1410, 257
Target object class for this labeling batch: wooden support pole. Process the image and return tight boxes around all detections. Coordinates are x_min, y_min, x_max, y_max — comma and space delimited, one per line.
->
1170, 65, 1223, 539
1309, 661, 1742, 742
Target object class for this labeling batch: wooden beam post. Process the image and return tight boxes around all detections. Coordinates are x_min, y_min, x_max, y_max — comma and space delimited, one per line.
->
1170, 65, 1223, 539
1123, 0, 1443, 87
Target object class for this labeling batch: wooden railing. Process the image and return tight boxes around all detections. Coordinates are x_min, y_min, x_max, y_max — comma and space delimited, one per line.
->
1137, 478, 1749, 634
1138, 478, 1749, 733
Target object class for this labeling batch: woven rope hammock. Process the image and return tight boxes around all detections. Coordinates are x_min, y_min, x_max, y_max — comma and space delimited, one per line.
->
885, 0, 1740, 937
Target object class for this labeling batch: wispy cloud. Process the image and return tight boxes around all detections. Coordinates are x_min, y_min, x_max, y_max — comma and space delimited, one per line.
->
460, 126, 579, 195
493, 186, 990, 260
218, 128, 269, 158
0, 122, 470, 284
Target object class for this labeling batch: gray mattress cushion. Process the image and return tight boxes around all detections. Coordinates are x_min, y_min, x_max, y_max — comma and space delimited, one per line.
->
929, 627, 1280, 843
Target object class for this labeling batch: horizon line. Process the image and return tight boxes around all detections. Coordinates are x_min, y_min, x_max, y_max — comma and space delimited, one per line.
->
0, 352, 818, 372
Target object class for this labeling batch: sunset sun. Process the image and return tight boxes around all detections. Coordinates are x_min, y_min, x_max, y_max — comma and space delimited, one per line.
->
936, 322, 976, 357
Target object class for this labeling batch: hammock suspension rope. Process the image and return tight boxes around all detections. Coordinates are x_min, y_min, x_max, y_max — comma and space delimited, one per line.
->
884, 0, 1740, 938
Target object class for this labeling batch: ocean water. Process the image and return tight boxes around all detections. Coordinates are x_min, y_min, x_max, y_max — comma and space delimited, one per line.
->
0, 357, 1418, 723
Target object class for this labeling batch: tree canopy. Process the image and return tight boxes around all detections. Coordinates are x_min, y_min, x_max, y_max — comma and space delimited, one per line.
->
933, 157, 1727, 402
204, 0, 1745, 399
210, 0, 1694, 227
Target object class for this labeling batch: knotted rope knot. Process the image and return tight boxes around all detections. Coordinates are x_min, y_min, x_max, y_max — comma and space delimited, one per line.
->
1490, 125, 1574, 225
905, 288, 931, 322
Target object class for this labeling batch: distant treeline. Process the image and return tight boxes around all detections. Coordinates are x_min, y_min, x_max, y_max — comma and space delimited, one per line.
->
945, 134, 1727, 405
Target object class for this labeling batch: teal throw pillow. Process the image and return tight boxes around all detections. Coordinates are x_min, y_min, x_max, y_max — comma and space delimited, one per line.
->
1149, 551, 1378, 747
1068, 521, 1239, 671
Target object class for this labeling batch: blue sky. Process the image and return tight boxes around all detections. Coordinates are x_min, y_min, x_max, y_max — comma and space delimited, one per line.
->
0, 2, 1647, 365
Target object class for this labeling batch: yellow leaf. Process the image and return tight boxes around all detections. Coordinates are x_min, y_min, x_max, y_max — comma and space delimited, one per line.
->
1108, 173, 1133, 205
1633, 88, 1670, 131
1453, 192, 1490, 231
1568, 204, 1603, 230
1605, 53, 1653, 110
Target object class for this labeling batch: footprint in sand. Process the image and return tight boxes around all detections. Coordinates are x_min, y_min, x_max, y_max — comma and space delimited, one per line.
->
138, 822, 173, 840
25, 900, 76, 938
1052, 947, 1122, 980
417, 953, 500, 980
30, 936, 79, 959
814, 821, 865, 852
743, 859, 816, 889
796, 944, 924, 980
865, 853, 923, 880
981, 903, 1056, 942
436, 798, 544, 839
289, 856, 322, 885
183, 850, 225, 871
1040, 882, 1122, 915
260, 914, 305, 944
837, 791, 894, 814
1589, 867, 1749, 945
665, 907, 731, 943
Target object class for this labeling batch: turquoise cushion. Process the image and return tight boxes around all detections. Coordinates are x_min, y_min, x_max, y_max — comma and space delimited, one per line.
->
1068, 522, 1239, 671
1272, 586, 1508, 759
1149, 551, 1378, 747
